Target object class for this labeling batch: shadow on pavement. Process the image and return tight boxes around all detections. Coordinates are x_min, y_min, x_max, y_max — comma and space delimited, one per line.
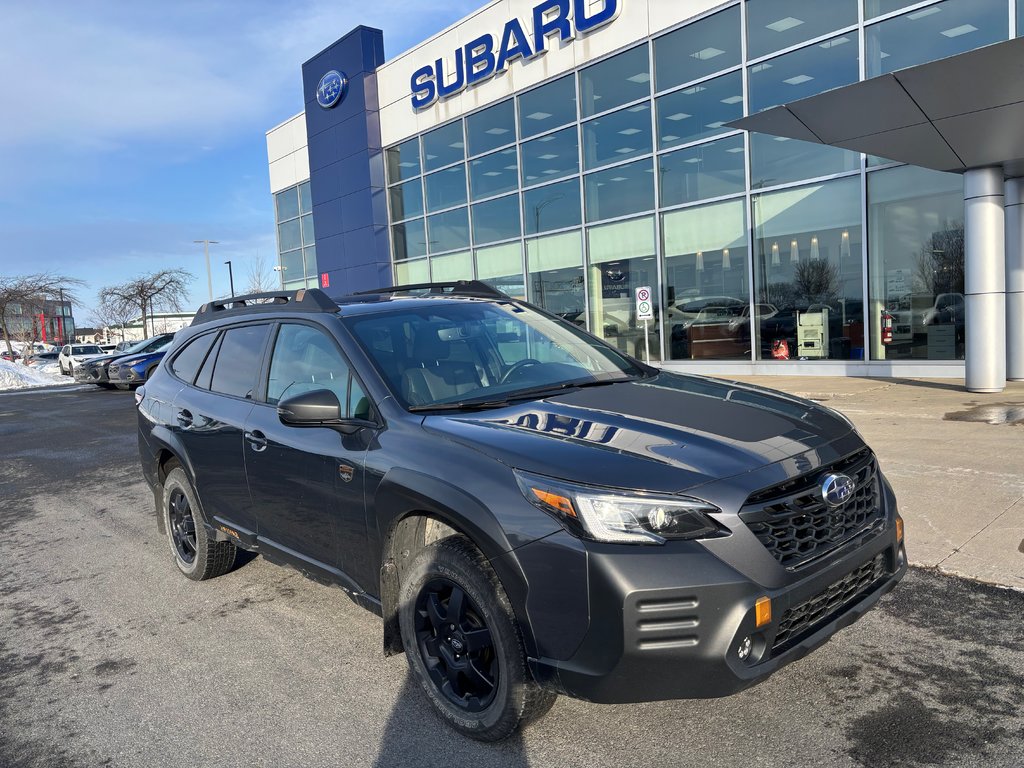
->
372, 674, 530, 768
851, 376, 969, 393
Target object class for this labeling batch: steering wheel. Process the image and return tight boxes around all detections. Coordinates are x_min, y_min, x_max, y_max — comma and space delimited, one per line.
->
500, 359, 544, 384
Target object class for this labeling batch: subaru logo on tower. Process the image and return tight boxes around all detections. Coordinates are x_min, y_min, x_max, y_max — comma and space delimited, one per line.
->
317, 70, 347, 109
821, 473, 857, 507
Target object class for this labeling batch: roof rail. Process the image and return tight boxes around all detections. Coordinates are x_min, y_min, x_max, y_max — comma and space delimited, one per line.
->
352, 280, 510, 300
191, 288, 338, 326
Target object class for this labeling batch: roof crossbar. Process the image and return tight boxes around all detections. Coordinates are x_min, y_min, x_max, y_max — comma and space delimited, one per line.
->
352, 280, 509, 300
191, 288, 338, 325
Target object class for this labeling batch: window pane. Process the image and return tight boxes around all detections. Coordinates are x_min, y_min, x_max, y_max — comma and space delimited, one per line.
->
393, 219, 427, 261
868, 165, 964, 361
303, 246, 317, 278
582, 102, 653, 170
521, 126, 579, 186
210, 324, 270, 398
279, 219, 301, 251
298, 182, 312, 214
395, 257, 429, 284
655, 6, 741, 92
300, 214, 315, 246
422, 121, 465, 171
386, 138, 421, 183
752, 176, 865, 361
527, 230, 585, 325
171, 333, 217, 383
519, 75, 577, 138
524, 178, 582, 235
466, 99, 515, 156
472, 194, 521, 244
267, 325, 350, 406
424, 164, 467, 213
662, 199, 751, 360
476, 242, 526, 300
276, 188, 299, 221
580, 44, 650, 118
585, 158, 655, 223
749, 34, 859, 114
660, 134, 746, 207
195, 335, 222, 390
427, 208, 470, 253
865, 0, 1009, 77
469, 148, 519, 200
281, 249, 303, 277
747, 0, 859, 59
389, 178, 424, 221
865, 0, 920, 19
430, 250, 473, 281
656, 71, 744, 151
587, 216, 661, 361
750, 134, 860, 189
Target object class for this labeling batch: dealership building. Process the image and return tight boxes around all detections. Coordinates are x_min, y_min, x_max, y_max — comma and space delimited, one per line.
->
266, 0, 1024, 391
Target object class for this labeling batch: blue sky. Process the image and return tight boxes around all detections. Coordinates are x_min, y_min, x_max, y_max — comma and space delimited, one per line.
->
0, 0, 479, 325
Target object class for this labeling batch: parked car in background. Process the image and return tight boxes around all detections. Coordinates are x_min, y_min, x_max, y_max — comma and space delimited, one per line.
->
58, 344, 105, 375
25, 351, 61, 367
114, 340, 135, 352
109, 348, 169, 390
76, 334, 176, 389
100, 343, 118, 354
1, 349, 20, 362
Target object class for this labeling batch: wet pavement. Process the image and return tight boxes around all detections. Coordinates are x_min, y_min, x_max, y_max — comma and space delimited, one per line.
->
1, 386, 1022, 768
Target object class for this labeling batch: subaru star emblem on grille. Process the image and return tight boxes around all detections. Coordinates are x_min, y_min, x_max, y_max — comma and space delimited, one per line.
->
316, 70, 347, 109
821, 473, 856, 507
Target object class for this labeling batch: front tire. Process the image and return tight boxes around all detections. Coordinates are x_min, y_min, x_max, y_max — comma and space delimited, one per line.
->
162, 467, 236, 581
398, 536, 555, 741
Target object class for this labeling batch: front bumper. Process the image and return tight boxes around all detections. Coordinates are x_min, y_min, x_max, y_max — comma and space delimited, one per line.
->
526, 523, 906, 704
75, 364, 109, 383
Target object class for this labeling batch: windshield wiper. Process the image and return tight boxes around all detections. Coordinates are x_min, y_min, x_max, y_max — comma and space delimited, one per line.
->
408, 400, 513, 413
500, 376, 638, 401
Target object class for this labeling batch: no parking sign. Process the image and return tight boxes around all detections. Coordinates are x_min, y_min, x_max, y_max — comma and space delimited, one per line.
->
635, 286, 654, 321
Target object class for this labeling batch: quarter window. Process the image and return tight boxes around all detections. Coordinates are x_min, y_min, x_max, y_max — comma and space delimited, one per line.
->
171, 333, 217, 384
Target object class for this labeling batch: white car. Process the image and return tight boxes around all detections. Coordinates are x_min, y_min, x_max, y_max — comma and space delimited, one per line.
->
58, 344, 106, 375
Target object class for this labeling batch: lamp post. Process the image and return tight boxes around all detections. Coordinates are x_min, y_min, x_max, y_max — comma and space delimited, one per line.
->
224, 260, 235, 296
193, 240, 219, 301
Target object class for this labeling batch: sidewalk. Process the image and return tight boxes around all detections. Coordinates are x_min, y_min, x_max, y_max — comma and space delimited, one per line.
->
729, 376, 1024, 591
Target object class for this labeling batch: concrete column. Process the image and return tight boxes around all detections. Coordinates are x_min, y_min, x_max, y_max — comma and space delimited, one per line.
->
1006, 178, 1024, 381
964, 168, 1006, 393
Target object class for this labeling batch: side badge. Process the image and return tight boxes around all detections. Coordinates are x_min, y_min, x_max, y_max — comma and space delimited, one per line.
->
339, 464, 355, 483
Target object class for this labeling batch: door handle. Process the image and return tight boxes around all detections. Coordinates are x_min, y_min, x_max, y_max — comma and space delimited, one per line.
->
176, 409, 193, 429
244, 430, 268, 452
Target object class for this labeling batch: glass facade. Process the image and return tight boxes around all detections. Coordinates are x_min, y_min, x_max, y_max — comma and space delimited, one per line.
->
382, 0, 998, 366
273, 181, 317, 290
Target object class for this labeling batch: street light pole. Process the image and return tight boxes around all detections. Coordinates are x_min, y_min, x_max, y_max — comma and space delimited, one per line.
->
194, 240, 219, 301
224, 260, 235, 297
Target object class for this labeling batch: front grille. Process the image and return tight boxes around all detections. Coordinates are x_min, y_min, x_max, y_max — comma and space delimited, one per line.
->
739, 448, 882, 570
772, 553, 887, 653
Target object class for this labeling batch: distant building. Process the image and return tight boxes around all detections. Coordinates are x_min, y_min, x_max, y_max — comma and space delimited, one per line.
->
101, 312, 194, 343
3, 298, 74, 346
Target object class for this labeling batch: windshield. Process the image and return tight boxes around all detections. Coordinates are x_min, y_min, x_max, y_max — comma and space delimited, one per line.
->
343, 300, 646, 410
126, 336, 172, 355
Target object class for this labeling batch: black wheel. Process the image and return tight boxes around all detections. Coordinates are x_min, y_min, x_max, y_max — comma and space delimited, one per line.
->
162, 467, 236, 581
399, 536, 555, 741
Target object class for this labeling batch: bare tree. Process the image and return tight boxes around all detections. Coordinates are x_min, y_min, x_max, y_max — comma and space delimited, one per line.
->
245, 253, 278, 294
793, 258, 840, 305
89, 292, 136, 343
916, 224, 965, 297
99, 269, 193, 339
0, 273, 83, 360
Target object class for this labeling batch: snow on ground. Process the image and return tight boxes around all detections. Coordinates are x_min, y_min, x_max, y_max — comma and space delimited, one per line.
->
0, 359, 76, 391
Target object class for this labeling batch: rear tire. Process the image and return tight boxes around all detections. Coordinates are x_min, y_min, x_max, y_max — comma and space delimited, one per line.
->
398, 535, 556, 741
162, 467, 236, 581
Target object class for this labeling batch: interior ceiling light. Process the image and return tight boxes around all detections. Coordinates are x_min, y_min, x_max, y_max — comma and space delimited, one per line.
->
766, 17, 804, 33
610, 177, 627, 182
907, 6, 942, 20
618, 128, 642, 136
482, 171, 502, 177
726, 146, 744, 153
784, 75, 814, 85
820, 36, 851, 48
485, 127, 509, 135
667, 112, 691, 121
721, 95, 744, 105
691, 47, 725, 60
538, 153, 558, 160
615, 147, 636, 153
526, 111, 552, 120
662, 134, 680, 142
750, 63, 773, 73
627, 73, 651, 83
683, 84, 708, 94
628, 104, 650, 112
941, 24, 978, 38
684, 157, 701, 164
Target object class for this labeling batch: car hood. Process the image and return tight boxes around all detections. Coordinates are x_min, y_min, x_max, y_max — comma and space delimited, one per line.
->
422, 372, 856, 494
114, 351, 166, 367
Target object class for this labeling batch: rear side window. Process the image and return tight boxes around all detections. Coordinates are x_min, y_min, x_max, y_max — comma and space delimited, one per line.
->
170, 333, 217, 384
210, 325, 270, 399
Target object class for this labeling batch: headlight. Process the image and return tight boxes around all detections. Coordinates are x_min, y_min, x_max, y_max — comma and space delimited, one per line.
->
514, 469, 727, 545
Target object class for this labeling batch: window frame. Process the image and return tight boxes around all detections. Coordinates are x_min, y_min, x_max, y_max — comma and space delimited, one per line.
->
167, 330, 220, 386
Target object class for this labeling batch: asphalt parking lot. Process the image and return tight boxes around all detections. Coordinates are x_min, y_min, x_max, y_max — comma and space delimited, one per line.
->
1, 386, 1023, 768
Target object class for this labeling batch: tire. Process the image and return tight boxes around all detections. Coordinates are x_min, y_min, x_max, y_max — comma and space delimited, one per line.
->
399, 536, 556, 741
162, 467, 236, 581
97, 382, 115, 390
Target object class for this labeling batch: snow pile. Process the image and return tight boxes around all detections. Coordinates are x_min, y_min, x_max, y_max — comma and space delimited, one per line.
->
0, 359, 75, 391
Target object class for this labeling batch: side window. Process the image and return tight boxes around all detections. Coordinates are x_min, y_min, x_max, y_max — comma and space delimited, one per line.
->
210, 325, 270, 399
195, 334, 222, 390
266, 324, 350, 407
170, 333, 217, 384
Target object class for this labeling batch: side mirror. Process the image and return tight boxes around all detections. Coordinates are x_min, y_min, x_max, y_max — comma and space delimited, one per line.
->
277, 389, 373, 435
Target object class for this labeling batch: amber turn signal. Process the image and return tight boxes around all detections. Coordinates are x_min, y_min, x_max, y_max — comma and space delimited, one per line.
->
755, 596, 772, 628
531, 488, 577, 518
896, 516, 904, 542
